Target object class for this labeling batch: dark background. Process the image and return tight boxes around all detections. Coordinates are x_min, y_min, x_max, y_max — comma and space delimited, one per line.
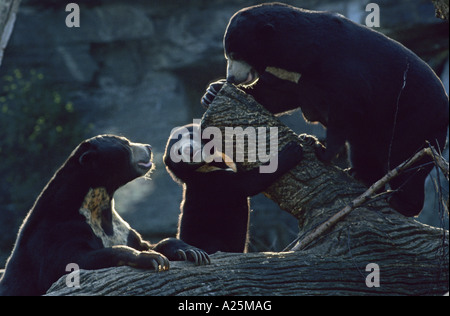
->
0, 0, 448, 267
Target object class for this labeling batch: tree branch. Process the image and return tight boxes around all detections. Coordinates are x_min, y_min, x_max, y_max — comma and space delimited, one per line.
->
46, 251, 448, 296
292, 147, 446, 251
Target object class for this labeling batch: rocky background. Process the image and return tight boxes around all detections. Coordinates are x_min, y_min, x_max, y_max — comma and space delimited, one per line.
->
0, 0, 448, 267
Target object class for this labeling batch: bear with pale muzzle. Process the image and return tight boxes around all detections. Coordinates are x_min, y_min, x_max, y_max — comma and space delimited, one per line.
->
202, 3, 449, 217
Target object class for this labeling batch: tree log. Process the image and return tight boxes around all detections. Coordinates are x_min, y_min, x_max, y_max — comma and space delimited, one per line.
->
46, 84, 448, 296
46, 250, 447, 296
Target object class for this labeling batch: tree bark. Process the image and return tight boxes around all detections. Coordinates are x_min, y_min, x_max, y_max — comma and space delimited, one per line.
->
46, 84, 448, 296
46, 250, 447, 296
0, 0, 21, 66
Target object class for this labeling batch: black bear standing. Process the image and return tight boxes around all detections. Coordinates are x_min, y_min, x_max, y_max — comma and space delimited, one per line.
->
164, 124, 303, 254
0, 135, 209, 296
202, 3, 449, 217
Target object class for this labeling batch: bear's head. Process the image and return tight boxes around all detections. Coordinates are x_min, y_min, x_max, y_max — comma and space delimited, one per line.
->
74, 135, 153, 192
223, 4, 287, 85
165, 125, 203, 167
224, 3, 307, 86
163, 124, 237, 184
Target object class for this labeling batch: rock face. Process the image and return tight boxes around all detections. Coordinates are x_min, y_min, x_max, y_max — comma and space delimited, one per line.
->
0, 0, 448, 266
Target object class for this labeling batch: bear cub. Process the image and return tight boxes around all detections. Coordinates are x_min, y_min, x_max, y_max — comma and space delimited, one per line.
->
0, 135, 209, 296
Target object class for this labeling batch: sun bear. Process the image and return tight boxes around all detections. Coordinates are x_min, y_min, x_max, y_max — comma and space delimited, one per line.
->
0, 135, 209, 296
164, 124, 302, 254
202, 2, 449, 217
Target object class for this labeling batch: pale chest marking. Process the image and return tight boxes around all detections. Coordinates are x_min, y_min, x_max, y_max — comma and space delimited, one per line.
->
265, 66, 301, 84
79, 187, 131, 248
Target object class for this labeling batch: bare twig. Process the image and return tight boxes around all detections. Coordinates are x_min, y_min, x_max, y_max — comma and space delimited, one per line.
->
428, 144, 449, 180
291, 147, 444, 251
388, 61, 409, 171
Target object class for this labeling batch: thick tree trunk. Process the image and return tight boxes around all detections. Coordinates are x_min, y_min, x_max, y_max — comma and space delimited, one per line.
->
46, 84, 448, 296
46, 250, 447, 296
0, 0, 21, 66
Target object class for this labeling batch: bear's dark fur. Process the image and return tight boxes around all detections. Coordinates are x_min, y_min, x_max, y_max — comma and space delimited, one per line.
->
0, 135, 209, 296
203, 3, 449, 217
164, 124, 302, 254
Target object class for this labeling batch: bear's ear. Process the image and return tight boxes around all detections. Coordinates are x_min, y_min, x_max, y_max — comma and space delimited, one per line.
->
79, 150, 97, 167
